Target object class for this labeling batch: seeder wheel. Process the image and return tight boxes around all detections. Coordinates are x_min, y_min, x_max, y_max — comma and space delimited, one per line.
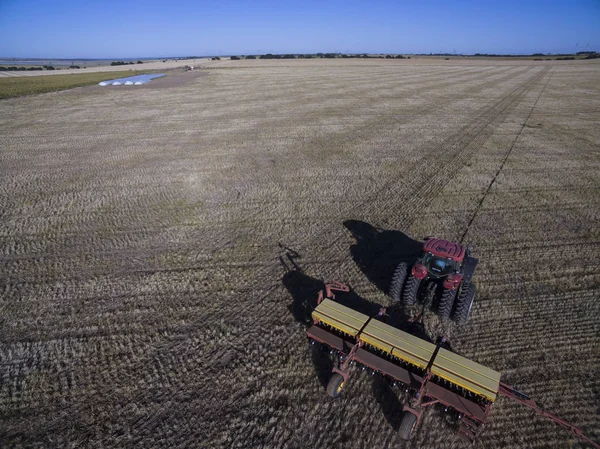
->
399, 411, 418, 440
326, 373, 345, 398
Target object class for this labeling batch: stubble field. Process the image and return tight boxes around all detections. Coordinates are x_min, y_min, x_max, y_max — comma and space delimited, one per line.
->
1, 58, 599, 448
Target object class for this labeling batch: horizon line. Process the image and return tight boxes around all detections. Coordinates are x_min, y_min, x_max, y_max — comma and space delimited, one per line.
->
0, 50, 596, 60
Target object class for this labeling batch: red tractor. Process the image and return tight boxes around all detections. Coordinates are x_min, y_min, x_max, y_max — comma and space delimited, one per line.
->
389, 238, 478, 324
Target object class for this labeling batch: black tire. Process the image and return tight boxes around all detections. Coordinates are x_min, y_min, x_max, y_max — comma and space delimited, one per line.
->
453, 283, 476, 325
402, 274, 420, 306
326, 373, 345, 398
399, 411, 418, 440
438, 287, 457, 319
389, 263, 408, 302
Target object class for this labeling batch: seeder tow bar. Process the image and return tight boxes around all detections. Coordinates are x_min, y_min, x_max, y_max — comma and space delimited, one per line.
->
306, 282, 599, 447
498, 383, 600, 449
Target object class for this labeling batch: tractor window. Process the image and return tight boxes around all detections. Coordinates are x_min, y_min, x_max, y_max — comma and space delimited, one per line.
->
430, 258, 447, 273
423, 253, 457, 275
427, 256, 456, 275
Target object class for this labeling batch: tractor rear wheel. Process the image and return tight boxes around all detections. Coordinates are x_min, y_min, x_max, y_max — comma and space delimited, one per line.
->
453, 283, 476, 324
402, 274, 420, 306
438, 287, 457, 319
389, 263, 407, 302
326, 373, 345, 398
399, 411, 418, 440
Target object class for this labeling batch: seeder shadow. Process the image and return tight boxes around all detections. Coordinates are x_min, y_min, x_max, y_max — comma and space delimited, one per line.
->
372, 374, 404, 431
344, 220, 423, 296
280, 246, 325, 325
282, 257, 384, 325
309, 342, 334, 388
280, 243, 383, 325
281, 245, 380, 387
280, 242, 432, 421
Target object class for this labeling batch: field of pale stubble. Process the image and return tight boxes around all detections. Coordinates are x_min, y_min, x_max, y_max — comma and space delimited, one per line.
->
1, 59, 599, 449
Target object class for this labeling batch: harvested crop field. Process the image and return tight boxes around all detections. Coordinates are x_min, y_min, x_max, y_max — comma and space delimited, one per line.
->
1, 59, 599, 448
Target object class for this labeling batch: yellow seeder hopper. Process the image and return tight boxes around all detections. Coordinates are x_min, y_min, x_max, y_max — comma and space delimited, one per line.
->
306, 282, 599, 446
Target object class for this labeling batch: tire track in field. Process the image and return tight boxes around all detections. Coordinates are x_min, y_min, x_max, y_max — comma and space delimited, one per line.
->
296, 66, 552, 278
459, 68, 555, 244
79, 66, 537, 280
95, 66, 547, 312
190, 66, 538, 261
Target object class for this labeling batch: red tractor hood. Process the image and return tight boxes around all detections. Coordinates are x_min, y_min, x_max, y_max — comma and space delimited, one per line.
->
423, 238, 466, 262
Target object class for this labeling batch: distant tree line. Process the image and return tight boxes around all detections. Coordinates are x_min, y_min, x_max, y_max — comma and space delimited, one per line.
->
473, 52, 597, 58
110, 61, 143, 66
223, 51, 599, 61
0, 66, 43, 71
0, 66, 63, 71
228, 53, 411, 60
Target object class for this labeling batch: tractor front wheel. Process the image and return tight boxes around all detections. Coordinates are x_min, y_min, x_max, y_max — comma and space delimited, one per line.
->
326, 373, 345, 398
453, 283, 476, 325
403, 274, 420, 306
399, 411, 418, 440
438, 287, 457, 319
389, 263, 407, 302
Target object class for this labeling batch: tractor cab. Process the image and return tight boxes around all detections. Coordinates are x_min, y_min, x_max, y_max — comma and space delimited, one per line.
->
413, 238, 466, 280
422, 252, 459, 278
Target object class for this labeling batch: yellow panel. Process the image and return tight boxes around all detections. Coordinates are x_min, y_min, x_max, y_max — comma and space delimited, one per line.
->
431, 366, 498, 402
365, 320, 436, 353
312, 312, 359, 336
436, 348, 501, 384
310, 301, 500, 401
390, 347, 430, 369
359, 333, 395, 354
360, 320, 436, 368
432, 348, 500, 401
358, 320, 500, 400
311, 299, 370, 337
431, 362, 496, 394
322, 299, 370, 323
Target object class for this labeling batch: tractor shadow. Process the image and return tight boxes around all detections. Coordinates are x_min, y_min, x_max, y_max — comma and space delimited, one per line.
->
344, 220, 424, 296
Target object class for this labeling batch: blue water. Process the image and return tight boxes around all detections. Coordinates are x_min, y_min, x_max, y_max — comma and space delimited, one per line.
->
98, 74, 165, 86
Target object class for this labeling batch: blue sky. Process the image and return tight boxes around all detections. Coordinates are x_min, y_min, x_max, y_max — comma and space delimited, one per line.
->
0, 0, 599, 58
